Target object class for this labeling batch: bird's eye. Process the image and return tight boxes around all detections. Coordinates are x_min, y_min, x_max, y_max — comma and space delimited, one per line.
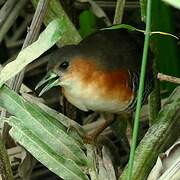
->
59, 61, 69, 70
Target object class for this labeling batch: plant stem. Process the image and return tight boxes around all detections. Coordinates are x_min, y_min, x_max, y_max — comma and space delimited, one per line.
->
120, 85, 180, 180
0, 134, 13, 180
2, 0, 49, 149
126, 0, 152, 179
149, 60, 161, 125
31, 0, 82, 47
158, 73, 180, 84
9, 0, 49, 92
113, 0, 126, 24
0, 0, 28, 42
0, 0, 17, 28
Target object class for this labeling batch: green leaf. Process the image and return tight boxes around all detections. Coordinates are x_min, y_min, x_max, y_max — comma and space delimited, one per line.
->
162, 0, 180, 9
7, 117, 88, 180
31, 0, 82, 46
101, 24, 139, 32
0, 85, 87, 166
79, 10, 97, 38
140, 0, 147, 22
151, 1, 180, 91
22, 93, 85, 144
120, 86, 180, 180
0, 18, 65, 88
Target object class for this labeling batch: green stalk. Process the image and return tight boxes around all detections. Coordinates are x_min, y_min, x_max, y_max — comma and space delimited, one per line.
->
113, 0, 126, 24
126, 0, 152, 179
120, 85, 180, 180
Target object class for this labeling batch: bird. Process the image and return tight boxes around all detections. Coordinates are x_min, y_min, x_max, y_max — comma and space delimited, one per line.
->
36, 28, 154, 142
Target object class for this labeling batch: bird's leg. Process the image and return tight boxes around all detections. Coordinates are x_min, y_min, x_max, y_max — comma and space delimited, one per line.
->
84, 113, 115, 144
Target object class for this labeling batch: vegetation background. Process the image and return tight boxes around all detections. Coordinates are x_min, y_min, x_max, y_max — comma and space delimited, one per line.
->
0, 0, 179, 180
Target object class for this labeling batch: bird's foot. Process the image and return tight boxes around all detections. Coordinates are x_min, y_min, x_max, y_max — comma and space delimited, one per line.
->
83, 114, 115, 144
83, 134, 97, 144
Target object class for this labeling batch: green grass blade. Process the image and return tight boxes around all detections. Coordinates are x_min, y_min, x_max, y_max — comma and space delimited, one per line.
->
126, 0, 152, 179
0, 18, 65, 88
101, 24, 138, 31
0, 85, 87, 166
22, 93, 85, 146
7, 117, 88, 180
120, 86, 180, 180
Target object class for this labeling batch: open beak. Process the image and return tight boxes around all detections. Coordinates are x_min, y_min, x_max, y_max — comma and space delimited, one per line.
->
35, 72, 60, 96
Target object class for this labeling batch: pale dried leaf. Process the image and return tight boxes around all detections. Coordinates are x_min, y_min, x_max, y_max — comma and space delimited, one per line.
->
148, 138, 180, 180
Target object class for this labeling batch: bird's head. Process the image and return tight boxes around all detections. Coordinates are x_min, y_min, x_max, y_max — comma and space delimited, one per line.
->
36, 46, 78, 96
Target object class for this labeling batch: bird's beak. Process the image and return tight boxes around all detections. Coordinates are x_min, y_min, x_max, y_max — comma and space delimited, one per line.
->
35, 72, 60, 96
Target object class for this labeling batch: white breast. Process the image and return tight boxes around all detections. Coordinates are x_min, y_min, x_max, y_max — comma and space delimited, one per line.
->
61, 78, 133, 113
